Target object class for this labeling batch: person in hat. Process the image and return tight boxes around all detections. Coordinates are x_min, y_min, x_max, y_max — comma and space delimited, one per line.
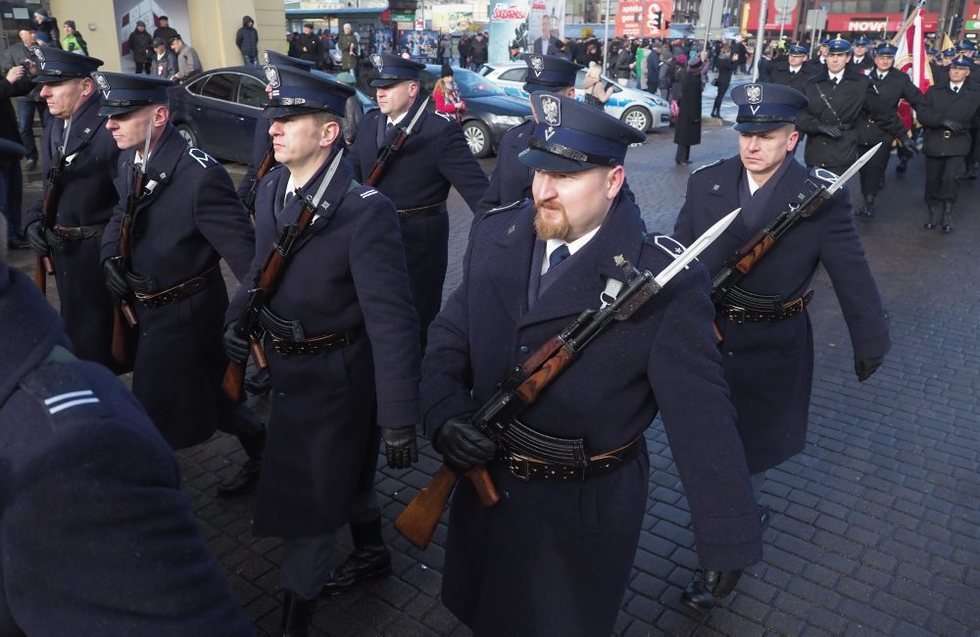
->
433, 63, 465, 122
60, 20, 88, 56
953, 40, 980, 178
480, 54, 579, 209
0, 252, 254, 636
128, 20, 153, 74
32, 9, 59, 48
168, 33, 201, 82
795, 37, 869, 175
423, 91, 761, 635
223, 62, 421, 635
854, 42, 925, 218
235, 15, 259, 66
151, 15, 178, 46
769, 42, 816, 152
296, 23, 320, 65
22, 47, 122, 372
816, 36, 830, 67
916, 56, 980, 232
673, 82, 890, 610
673, 51, 708, 165
96, 72, 256, 450
849, 35, 874, 74
347, 52, 488, 345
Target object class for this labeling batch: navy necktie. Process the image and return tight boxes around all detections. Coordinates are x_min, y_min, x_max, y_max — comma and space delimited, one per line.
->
549, 244, 570, 271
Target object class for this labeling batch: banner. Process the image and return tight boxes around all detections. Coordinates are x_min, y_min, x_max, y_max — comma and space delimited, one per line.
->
529, 0, 566, 40
488, 2, 530, 65
615, 0, 673, 38
893, 2, 932, 129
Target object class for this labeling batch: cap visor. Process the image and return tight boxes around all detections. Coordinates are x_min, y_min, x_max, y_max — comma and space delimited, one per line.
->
369, 77, 405, 88
734, 120, 793, 133
98, 103, 145, 117
518, 147, 592, 172
523, 81, 566, 94
263, 105, 323, 119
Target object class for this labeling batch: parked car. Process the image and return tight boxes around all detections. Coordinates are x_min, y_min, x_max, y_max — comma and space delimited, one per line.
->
479, 62, 671, 133
169, 66, 376, 164
419, 65, 531, 158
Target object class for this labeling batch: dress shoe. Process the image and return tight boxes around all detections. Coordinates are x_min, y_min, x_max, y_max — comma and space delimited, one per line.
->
941, 201, 953, 233
216, 459, 260, 497
924, 203, 939, 230
859, 194, 875, 218
320, 545, 391, 596
280, 591, 314, 637
681, 569, 743, 612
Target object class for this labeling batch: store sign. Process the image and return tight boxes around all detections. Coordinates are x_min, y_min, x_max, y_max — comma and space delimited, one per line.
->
391, 12, 414, 21
491, 3, 529, 20
847, 19, 888, 31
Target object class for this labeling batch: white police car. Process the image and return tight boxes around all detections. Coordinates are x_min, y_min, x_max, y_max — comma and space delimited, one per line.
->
479, 62, 670, 132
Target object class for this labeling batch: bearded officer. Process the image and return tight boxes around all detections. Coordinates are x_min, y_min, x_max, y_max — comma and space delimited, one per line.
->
673, 83, 890, 609
97, 73, 256, 451
346, 53, 488, 345
855, 42, 925, 217
796, 37, 869, 176
423, 93, 762, 635
23, 47, 121, 370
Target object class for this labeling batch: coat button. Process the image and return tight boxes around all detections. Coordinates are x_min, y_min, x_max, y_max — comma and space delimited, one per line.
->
519, 345, 529, 353
726, 351, 734, 357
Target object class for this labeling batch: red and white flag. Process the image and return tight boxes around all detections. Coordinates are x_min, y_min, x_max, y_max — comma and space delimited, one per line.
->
893, 1, 932, 129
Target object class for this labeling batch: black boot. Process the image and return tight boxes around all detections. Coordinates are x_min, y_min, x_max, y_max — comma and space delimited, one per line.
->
924, 202, 939, 230
710, 108, 720, 119
217, 430, 265, 497
942, 201, 954, 233
320, 517, 391, 597
280, 591, 315, 637
859, 193, 875, 218
681, 569, 743, 612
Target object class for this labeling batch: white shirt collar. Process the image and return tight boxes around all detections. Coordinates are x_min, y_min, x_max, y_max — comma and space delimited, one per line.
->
853, 55, 864, 63
746, 172, 764, 196
950, 81, 964, 91
386, 111, 409, 128
876, 69, 888, 79
828, 69, 844, 82
541, 226, 601, 275
789, 64, 802, 73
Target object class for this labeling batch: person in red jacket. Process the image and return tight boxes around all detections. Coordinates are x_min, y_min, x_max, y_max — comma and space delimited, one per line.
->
433, 63, 465, 122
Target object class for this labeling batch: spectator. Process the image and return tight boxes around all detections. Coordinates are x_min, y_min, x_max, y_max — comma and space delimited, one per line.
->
533, 15, 561, 56
296, 23, 320, 64
3, 30, 45, 170
459, 34, 471, 69
672, 52, 706, 165
319, 31, 336, 70
236, 16, 259, 65
437, 34, 452, 66
646, 42, 661, 94
469, 32, 488, 70
659, 50, 675, 99
433, 63, 465, 122
128, 21, 153, 73
612, 42, 635, 86
337, 23, 358, 75
169, 34, 202, 82
60, 20, 87, 55
0, 63, 31, 249
32, 10, 60, 48
152, 16, 178, 46
711, 43, 735, 119
582, 61, 615, 109
287, 32, 301, 58
152, 37, 177, 79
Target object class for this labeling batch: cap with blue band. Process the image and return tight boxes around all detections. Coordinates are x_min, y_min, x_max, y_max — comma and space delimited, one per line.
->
93, 71, 174, 117
731, 83, 808, 133
31, 46, 103, 84
263, 64, 354, 119
522, 54, 581, 93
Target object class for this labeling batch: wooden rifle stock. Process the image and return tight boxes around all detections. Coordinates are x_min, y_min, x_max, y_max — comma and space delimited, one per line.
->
395, 465, 500, 549
222, 337, 268, 402
243, 148, 277, 215
109, 171, 144, 371
35, 167, 64, 293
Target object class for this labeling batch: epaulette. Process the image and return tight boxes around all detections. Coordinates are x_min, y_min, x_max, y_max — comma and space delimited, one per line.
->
433, 111, 456, 123
187, 147, 217, 169
691, 159, 723, 176
484, 198, 526, 217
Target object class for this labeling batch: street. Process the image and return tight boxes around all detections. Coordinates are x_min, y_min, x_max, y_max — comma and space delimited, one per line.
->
8, 119, 980, 636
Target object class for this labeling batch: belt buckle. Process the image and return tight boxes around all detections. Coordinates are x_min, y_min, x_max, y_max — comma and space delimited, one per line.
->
727, 306, 747, 324
944, 130, 952, 139
509, 455, 532, 481
784, 297, 804, 314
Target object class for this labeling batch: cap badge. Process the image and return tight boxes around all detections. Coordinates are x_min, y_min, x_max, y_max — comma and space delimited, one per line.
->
530, 55, 544, 78
544, 126, 556, 141
31, 46, 45, 69
746, 84, 763, 105
94, 73, 111, 98
263, 51, 272, 64
540, 94, 561, 127
371, 54, 384, 73
263, 65, 280, 90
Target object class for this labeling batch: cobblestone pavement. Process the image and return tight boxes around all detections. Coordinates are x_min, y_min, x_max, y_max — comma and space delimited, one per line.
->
9, 119, 980, 636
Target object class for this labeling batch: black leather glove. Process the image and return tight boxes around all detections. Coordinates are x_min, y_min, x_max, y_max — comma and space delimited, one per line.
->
223, 323, 250, 365
103, 258, 130, 299
941, 119, 965, 133
25, 220, 49, 256
382, 426, 418, 469
855, 356, 883, 382
817, 124, 842, 139
435, 417, 496, 471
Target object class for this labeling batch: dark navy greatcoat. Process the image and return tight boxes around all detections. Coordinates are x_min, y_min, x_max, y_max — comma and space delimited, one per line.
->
916, 83, 980, 158
673, 156, 891, 474
346, 101, 489, 340
226, 150, 420, 538
101, 124, 255, 449
796, 68, 869, 172
0, 261, 253, 637
768, 61, 816, 96
29, 92, 120, 369
422, 194, 762, 636
479, 119, 533, 210
857, 68, 924, 147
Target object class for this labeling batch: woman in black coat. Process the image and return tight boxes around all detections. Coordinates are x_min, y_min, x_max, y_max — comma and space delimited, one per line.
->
672, 53, 705, 165
711, 44, 737, 118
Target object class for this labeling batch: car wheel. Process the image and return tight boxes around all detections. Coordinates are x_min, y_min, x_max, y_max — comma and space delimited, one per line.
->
176, 123, 198, 147
622, 106, 652, 133
463, 120, 492, 158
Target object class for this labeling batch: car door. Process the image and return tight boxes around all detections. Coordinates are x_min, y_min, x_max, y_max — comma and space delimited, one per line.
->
194, 72, 241, 156
234, 74, 267, 163
496, 67, 528, 98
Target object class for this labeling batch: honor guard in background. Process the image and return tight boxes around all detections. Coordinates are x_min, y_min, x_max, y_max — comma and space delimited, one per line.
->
673, 83, 891, 609
97, 73, 257, 450
796, 37, 868, 175
769, 43, 816, 153
855, 43, 925, 217
23, 48, 121, 369
479, 54, 578, 209
848, 35, 874, 74
346, 53, 489, 344
223, 65, 421, 636
422, 94, 762, 635
955, 40, 980, 179
916, 56, 980, 232
0, 256, 254, 636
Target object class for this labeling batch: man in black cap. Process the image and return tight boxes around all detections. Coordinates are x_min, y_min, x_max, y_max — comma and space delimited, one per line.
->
480, 54, 579, 210
96, 72, 256, 451
848, 35, 874, 74
855, 43, 924, 218
796, 37, 869, 175
128, 20, 153, 74
223, 62, 420, 635
296, 23, 320, 65
673, 82, 890, 610
151, 16, 178, 46
769, 43, 815, 95
23, 47, 121, 371
917, 56, 980, 233
347, 52, 488, 345
423, 92, 762, 635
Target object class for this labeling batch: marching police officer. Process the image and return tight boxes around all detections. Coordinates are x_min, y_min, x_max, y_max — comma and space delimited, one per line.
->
224, 64, 421, 636
346, 53, 488, 344
23, 47, 121, 370
673, 83, 890, 609
423, 93, 762, 635
848, 35, 875, 74
916, 56, 980, 232
955, 40, 980, 179
480, 54, 578, 209
855, 42, 925, 217
0, 255, 254, 636
769, 43, 815, 94
796, 37, 869, 175
97, 73, 256, 450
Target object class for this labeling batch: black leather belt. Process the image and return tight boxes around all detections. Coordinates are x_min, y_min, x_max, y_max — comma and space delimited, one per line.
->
268, 329, 359, 356
132, 265, 217, 308
720, 290, 813, 323
51, 223, 103, 241
397, 202, 444, 217
504, 435, 643, 482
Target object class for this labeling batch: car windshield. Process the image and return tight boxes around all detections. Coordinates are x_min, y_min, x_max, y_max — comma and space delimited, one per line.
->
453, 69, 506, 98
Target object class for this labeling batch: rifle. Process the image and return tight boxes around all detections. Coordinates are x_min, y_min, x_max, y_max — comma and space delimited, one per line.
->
34, 114, 75, 293
365, 96, 429, 186
711, 143, 881, 305
395, 208, 742, 549
241, 146, 277, 216
222, 149, 344, 402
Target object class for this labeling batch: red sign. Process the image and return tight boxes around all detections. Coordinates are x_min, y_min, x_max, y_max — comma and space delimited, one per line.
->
616, 0, 673, 38
825, 11, 939, 32
744, 0, 799, 30
490, 3, 529, 21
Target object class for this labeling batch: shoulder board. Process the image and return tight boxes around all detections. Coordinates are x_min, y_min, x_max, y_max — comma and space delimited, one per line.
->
484, 199, 526, 217
433, 111, 455, 123
186, 147, 218, 169
647, 233, 688, 259
691, 159, 723, 176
